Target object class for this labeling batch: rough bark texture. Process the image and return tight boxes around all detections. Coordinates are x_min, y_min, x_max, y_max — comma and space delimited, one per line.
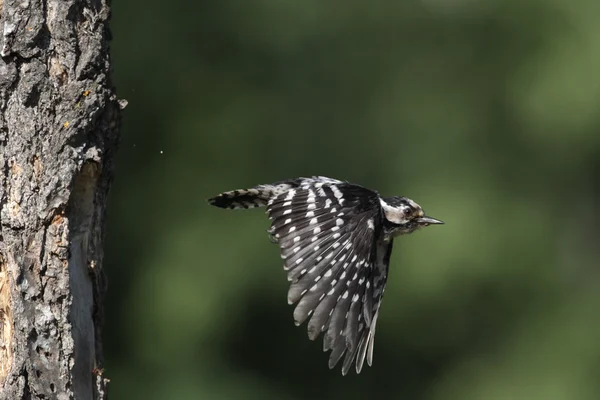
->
0, 0, 120, 399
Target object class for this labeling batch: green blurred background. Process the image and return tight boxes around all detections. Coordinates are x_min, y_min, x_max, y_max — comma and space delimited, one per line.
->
105, 1, 600, 399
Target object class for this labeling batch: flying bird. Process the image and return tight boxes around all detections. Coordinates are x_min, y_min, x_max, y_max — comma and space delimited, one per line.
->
208, 176, 443, 375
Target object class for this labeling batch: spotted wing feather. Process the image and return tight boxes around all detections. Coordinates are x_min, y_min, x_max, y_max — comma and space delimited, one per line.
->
266, 178, 385, 374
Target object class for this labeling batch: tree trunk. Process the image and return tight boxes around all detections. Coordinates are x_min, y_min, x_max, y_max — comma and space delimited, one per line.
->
0, 0, 121, 398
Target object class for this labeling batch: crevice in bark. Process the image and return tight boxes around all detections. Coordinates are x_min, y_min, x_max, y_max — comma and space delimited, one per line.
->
66, 162, 99, 398
0, 159, 9, 228
21, 367, 31, 400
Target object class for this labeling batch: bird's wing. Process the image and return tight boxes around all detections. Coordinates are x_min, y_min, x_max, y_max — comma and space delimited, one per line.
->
266, 177, 386, 374
353, 238, 393, 373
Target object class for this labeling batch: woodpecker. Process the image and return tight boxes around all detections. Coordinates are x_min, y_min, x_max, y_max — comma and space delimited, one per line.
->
208, 176, 443, 375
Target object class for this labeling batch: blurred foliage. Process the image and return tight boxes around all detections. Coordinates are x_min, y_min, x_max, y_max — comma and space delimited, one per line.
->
105, 0, 600, 399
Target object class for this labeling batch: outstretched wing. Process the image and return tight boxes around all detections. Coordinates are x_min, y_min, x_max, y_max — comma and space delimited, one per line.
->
266, 177, 385, 374
353, 238, 393, 373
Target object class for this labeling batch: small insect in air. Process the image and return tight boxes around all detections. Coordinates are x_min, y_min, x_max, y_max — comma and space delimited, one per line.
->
208, 176, 443, 375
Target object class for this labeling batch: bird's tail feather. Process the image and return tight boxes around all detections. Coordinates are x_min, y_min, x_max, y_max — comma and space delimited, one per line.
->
208, 182, 295, 210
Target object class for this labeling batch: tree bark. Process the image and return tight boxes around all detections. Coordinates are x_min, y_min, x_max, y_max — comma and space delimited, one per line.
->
0, 0, 120, 398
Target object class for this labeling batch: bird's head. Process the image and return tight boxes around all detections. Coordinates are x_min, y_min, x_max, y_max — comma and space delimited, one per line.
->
380, 196, 443, 236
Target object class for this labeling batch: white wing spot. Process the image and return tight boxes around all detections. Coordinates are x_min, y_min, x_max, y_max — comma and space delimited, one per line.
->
328, 288, 335, 295
332, 242, 340, 249
311, 236, 318, 242
307, 203, 316, 210
325, 199, 332, 208
313, 227, 321, 234
352, 294, 359, 302
314, 275, 321, 282
306, 211, 315, 218
326, 252, 333, 259
324, 270, 332, 277
367, 218, 375, 230
340, 271, 346, 279
331, 279, 337, 286
294, 236, 300, 243
359, 277, 365, 284
283, 201, 292, 207
314, 245, 320, 251
294, 246, 301, 253
310, 218, 318, 225
331, 185, 344, 199
330, 207, 337, 213
296, 258, 303, 265
285, 190, 296, 200
332, 232, 341, 239
283, 209, 292, 215
352, 255, 357, 262
300, 268, 307, 275
342, 291, 349, 299
284, 218, 292, 224
366, 281, 371, 288
331, 226, 340, 232
288, 226, 296, 233
336, 218, 344, 226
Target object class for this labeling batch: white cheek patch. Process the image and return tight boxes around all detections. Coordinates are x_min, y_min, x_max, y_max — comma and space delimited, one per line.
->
379, 199, 410, 224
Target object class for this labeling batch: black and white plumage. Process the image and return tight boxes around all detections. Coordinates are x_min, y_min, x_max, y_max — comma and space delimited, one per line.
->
208, 176, 443, 375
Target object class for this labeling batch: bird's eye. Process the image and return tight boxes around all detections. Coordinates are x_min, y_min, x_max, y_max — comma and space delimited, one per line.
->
403, 208, 412, 216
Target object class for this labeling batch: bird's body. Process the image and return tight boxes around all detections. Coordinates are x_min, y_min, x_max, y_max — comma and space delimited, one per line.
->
208, 176, 442, 375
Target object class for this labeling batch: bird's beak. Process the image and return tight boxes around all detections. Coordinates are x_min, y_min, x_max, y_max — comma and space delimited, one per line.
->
416, 216, 444, 226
